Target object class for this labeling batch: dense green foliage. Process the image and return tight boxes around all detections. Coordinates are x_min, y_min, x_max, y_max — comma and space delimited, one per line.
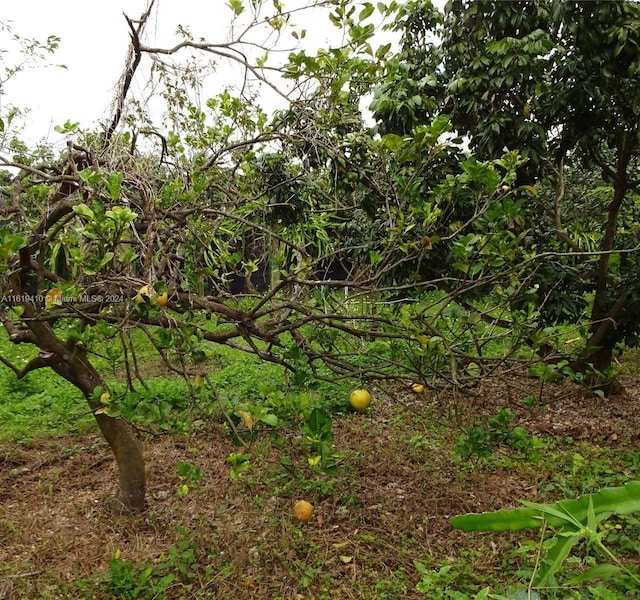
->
372, 0, 640, 389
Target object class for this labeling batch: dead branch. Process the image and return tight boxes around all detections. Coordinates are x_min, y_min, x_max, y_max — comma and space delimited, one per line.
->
103, 1, 156, 148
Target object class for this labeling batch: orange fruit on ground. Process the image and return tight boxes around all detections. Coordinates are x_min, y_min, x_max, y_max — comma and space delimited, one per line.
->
349, 389, 371, 411
293, 500, 314, 522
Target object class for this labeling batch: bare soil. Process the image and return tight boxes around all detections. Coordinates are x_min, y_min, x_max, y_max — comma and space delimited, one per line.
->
1, 374, 640, 599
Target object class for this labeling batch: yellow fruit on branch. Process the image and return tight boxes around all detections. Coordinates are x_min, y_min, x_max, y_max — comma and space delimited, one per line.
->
134, 285, 151, 304
293, 499, 314, 522
134, 284, 168, 306
156, 290, 169, 307
349, 389, 371, 411
45, 288, 63, 309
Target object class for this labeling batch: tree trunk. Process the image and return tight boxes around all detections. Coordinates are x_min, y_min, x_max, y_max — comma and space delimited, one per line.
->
569, 290, 629, 396
54, 354, 147, 512
93, 410, 146, 513
19, 310, 147, 512
580, 340, 624, 396
58, 355, 146, 512
576, 142, 632, 396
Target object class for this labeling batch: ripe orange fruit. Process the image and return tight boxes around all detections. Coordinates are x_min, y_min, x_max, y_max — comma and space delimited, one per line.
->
349, 389, 371, 411
134, 285, 151, 304
135, 284, 168, 306
293, 500, 314, 522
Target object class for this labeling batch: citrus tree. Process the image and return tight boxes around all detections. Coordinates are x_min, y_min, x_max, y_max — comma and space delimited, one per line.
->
0, 0, 465, 513
371, 0, 640, 393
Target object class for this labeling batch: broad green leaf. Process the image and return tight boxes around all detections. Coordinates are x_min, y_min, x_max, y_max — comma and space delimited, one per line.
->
376, 42, 392, 60
532, 526, 581, 587
452, 262, 469, 274
105, 172, 123, 200
78, 168, 101, 185
73, 204, 95, 220
359, 3, 374, 21
259, 413, 279, 427
520, 500, 583, 528
381, 133, 404, 152
451, 480, 640, 532
565, 563, 622, 586
106, 206, 137, 224
98, 252, 115, 269
303, 408, 333, 440
118, 247, 138, 265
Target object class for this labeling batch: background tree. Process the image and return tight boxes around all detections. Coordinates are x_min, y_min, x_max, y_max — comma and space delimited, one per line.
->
372, 0, 640, 393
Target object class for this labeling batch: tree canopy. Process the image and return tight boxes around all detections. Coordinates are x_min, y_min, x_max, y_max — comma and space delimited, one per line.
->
372, 0, 640, 391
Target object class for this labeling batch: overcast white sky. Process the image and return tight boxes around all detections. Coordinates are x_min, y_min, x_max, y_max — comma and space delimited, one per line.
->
3, 0, 152, 140
1, 0, 392, 146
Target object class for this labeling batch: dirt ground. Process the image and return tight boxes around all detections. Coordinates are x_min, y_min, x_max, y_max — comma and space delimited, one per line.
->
1, 374, 640, 599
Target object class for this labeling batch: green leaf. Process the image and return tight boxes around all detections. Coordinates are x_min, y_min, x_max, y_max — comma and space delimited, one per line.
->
451, 480, 640, 532
376, 42, 392, 60
452, 262, 469, 274
381, 133, 404, 152
228, 452, 251, 479
517, 184, 538, 196
118, 247, 138, 265
302, 408, 333, 440
359, 3, 374, 21
98, 252, 114, 270
532, 526, 581, 587
105, 172, 123, 200
0, 227, 26, 259
519, 500, 583, 528
106, 205, 138, 224
228, 0, 244, 15
259, 413, 279, 427
564, 563, 621, 585
73, 204, 95, 220
78, 168, 101, 185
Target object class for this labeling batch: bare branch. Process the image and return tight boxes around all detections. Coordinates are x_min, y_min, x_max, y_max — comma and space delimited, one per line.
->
103, 1, 156, 148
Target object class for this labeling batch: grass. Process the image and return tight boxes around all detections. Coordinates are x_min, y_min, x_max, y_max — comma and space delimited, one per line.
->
0, 367, 93, 443
0, 324, 326, 441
